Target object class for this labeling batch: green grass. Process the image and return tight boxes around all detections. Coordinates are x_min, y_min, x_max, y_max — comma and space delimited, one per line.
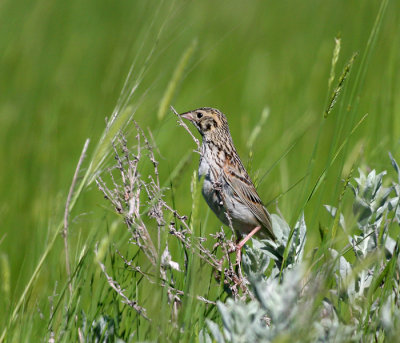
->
1, 0, 400, 341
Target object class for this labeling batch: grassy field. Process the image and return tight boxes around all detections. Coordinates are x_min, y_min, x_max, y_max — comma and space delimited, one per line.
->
1, 0, 400, 341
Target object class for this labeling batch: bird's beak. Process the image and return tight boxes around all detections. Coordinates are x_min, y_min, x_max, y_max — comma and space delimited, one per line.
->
180, 111, 195, 121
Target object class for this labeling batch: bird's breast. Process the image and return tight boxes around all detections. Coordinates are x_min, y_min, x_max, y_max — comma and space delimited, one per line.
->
198, 156, 227, 222
198, 156, 210, 179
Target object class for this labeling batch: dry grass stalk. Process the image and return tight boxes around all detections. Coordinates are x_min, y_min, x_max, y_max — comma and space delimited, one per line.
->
96, 120, 252, 315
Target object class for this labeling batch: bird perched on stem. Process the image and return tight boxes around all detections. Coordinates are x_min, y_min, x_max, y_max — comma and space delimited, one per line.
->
179, 107, 276, 262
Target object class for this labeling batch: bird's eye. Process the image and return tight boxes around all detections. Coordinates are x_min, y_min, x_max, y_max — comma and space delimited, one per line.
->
196, 112, 203, 119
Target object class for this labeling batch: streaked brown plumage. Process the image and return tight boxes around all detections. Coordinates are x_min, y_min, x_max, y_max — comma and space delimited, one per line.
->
180, 107, 276, 243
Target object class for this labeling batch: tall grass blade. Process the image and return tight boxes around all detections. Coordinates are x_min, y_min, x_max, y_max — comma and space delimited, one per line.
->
306, 113, 368, 203
328, 36, 341, 91
325, 52, 357, 118
247, 107, 270, 150
157, 39, 197, 121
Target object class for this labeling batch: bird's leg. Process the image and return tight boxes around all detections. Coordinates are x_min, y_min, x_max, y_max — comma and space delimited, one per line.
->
235, 226, 261, 283
218, 226, 262, 275
236, 226, 261, 251
234, 226, 262, 267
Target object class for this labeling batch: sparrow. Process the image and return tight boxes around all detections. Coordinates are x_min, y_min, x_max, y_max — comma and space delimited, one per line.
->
180, 107, 276, 251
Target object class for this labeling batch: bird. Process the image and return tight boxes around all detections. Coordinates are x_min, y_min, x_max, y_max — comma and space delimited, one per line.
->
179, 107, 276, 259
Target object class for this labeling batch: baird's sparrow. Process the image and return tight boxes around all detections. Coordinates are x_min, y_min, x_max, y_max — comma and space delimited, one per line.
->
180, 107, 276, 251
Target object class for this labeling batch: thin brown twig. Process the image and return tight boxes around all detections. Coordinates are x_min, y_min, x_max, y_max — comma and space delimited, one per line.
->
63, 138, 90, 295
97, 256, 150, 321
170, 105, 201, 153
117, 250, 216, 305
167, 223, 221, 270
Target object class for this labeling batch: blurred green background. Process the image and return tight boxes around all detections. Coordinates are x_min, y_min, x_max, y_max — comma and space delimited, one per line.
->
0, 0, 399, 338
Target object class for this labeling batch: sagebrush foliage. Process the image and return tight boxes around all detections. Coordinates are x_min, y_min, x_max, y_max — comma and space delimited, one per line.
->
205, 154, 400, 342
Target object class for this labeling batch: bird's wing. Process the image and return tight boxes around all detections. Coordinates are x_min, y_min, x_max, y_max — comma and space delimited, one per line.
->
222, 163, 276, 241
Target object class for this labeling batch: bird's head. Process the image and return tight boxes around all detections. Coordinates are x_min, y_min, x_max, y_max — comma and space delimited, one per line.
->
180, 107, 229, 138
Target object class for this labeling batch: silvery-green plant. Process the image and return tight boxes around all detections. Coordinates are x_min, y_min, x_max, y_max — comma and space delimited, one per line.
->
207, 267, 305, 343
349, 168, 395, 257
245, 213, 307, 273
208, 154, 400, 342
